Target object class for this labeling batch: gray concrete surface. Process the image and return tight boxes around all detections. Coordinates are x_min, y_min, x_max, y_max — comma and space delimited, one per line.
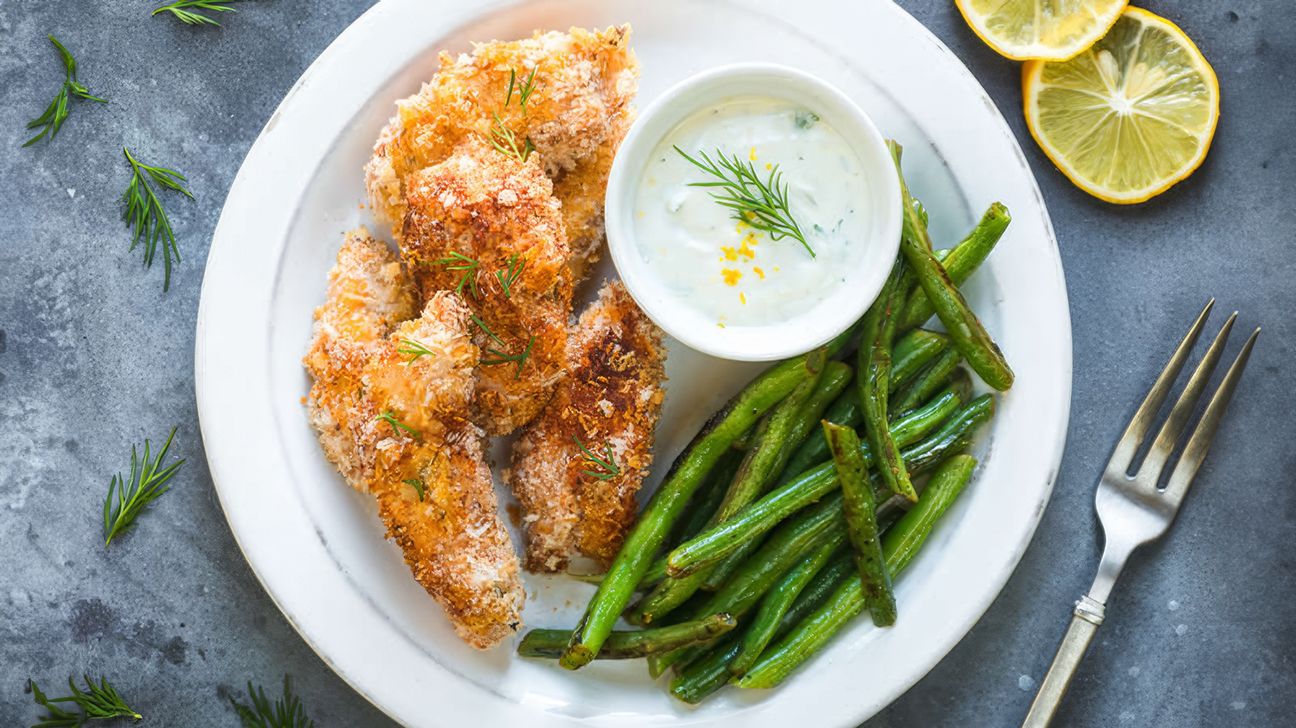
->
1, 1, 1292, 725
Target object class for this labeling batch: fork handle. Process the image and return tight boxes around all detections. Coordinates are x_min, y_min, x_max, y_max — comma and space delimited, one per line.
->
1021, 595, 1106, 728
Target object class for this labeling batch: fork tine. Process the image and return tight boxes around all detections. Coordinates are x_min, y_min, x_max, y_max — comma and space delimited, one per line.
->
1162, 327, 1260, 505
1135, 312, 1237, 486
1105, 299, 1214, 479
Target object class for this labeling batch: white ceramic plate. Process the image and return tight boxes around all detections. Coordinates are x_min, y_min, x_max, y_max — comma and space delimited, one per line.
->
194, 1, 1071, 726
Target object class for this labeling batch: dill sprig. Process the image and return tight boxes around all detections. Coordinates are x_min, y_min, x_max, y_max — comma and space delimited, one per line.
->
402, 478, 426, 502
120, 147, 194, 292
504, 66, 538, 111
30, 675, 142, 726
24, 35, 107, 148
471, 315, 535, 380
429, 251, 480, 298
103, 427, 184, 547
675, 146, 814, 257
488, 66, 538, 162
375, 410, 419, 439
396, 337, 436, 363
489, 113, 534, 163
152, 0, 242, 27
495, 254, 526, 298
230, 676, 314, 728
574, 436, 620, 481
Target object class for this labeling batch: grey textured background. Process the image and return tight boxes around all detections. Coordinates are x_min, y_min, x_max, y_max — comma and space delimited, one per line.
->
1, 1, 1292, 726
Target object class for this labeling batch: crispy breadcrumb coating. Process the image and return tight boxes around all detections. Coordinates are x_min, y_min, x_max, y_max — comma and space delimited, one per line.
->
305, 231, 523, 648
402, 139, 573, 435
552, 113, 631, 281
365, 25, 638, 277
304, 228, 417, 492
507, 280, 667, 571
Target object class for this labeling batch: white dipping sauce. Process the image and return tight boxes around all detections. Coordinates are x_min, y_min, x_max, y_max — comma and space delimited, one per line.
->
633, 96, 870, 328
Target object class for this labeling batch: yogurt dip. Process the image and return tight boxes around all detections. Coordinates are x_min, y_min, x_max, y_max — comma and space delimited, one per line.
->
632, 96, 870, 329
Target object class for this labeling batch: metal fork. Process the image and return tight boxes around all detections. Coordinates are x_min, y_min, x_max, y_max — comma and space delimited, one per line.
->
1022, 300, 1260, 728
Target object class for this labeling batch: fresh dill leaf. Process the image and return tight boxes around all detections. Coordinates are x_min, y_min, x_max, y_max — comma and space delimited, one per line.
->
30, 675, 142, 726
103, 427, 184, 547
375, 410, 419, 439
504, 66, 538, 112
675, 146, 814, 257
24, 36, 107, 147
471, 315, 535, 380
402, 478, 426, 502
120, 147, 194, 292
230, 675, 314, 728
429, 251, 480, 298
495, 254, 526, 298
488, 113, 534, 163
396, 337, 436, 363
574, 436, 620, 481
152, 0, 242, 27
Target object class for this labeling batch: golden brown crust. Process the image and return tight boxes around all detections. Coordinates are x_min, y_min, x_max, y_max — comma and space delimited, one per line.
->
553, 112, 632, 282
364, 297, 524, 648
507, 280, 667, 571
303, 229, 417, 492
304, 232, 523, 649
402, 139, 573, 435
365, 25, 639, 278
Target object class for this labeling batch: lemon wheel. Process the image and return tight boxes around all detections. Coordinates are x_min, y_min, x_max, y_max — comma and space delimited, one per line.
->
956, 0, 1129, 61
1022, 6, 1220, 204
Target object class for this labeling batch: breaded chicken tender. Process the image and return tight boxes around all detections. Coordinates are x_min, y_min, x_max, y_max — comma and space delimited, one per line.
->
402, 139, 573, 435
366, 25, 638, 277
304, 231, 523, 649
507, 281, 667, 572
304, 228, 418, 492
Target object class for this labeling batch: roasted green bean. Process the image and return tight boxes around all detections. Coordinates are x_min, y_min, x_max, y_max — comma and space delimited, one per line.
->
636, 351, 825, 622
665, 385, 968, 576
824, 422, 895, 627
889, 142, 1013, 391
519, 614, 736, 659
897, 202, 1011, 333
736, 454, 978, 689
857, 259, 917, 501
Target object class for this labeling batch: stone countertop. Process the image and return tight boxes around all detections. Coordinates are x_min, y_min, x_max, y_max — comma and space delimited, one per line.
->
1, 1, 1291, 726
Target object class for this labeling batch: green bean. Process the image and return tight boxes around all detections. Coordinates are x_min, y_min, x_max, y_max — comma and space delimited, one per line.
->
736, 454, 978, 689
670, 552, 856, 702
897, 202, 1011, 332
634, 351, 827, 621
669, 635, 743, 704
888, 141, 1014, 391
580, 455, 737, 592
698, 362, 853, 591
665, 385, 967, 577
782, 388, 861, 478
857, 259, 917, 502
783, 335, 936, 480
729, 536, 838, 677
824, 422, 895, 627
781, 551, 853, 629
650, 497, 849, 674
891, 350, 965, 415
667, 449, 743, 550
888, 394, 991, 476
560, 349, 830, 669
889, 329, 949, 388
518, 614, 736, 659
673, 550, 857, 702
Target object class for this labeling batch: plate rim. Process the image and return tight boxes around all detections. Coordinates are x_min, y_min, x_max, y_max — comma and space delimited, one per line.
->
194, 1, 1072, 726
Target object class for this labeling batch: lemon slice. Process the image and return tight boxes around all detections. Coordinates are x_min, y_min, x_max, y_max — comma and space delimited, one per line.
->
1022, 7, 1220, 204
956, 0, 1128, 61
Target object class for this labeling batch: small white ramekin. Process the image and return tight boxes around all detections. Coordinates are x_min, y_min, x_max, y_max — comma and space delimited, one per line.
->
604, 63, 901, 362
